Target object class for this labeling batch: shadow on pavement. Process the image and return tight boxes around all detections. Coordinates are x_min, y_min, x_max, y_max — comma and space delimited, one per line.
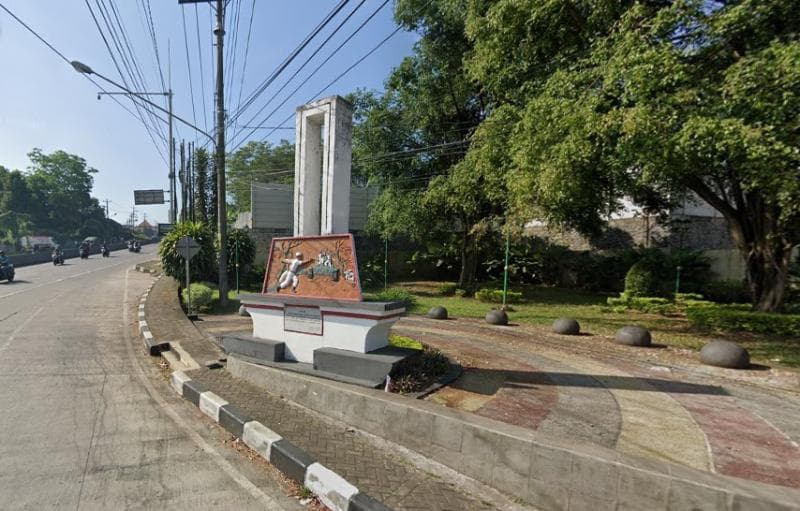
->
451, 368, 728, 396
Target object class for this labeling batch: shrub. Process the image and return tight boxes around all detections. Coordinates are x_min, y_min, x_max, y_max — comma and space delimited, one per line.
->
182, 282, 216, 311
474, 288, 523, 304
607, 293, 676, 314
159, 221, 217, 281
454, 288, 467, 297
390, 346, 450, 394
372, 287, 417, 308
624, 260, 662, 297
227, 228, 255, 277
437, 282, 457, 296
702, 280, 751, 304
686, 303, 800, 336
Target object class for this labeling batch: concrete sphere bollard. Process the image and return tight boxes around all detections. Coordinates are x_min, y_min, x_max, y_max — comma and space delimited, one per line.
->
485, 309, 508, 325
552, 317, 580, 335
428, 306, 448, 320
700, 340, 750, 369
238, 305, 250, 317
615, 325, 652, 347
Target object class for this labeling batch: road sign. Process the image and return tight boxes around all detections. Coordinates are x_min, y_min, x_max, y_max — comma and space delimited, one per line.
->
134, 189, 165, 205
158, 223, 175, 236
177, 235, 200, 260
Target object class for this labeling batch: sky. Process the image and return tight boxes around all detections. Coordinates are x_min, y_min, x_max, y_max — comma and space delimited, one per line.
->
0, 0, 417, 225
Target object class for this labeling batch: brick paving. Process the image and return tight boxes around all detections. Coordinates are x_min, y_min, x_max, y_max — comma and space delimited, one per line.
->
191, 369, 501, 511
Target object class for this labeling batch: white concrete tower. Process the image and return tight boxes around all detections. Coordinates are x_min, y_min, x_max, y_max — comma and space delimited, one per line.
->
293, 96, 353, 236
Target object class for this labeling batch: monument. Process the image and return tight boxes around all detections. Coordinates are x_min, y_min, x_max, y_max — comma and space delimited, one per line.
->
227, 96, 411, 387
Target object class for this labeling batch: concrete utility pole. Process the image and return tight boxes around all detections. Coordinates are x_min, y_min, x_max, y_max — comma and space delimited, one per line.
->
168, 89, 176, 224
214, 0, 229, 306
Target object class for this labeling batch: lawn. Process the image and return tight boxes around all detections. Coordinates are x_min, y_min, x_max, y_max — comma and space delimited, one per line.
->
371, 281, 800, 369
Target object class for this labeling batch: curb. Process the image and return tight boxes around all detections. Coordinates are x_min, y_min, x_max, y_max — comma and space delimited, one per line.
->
134, 262, 161, 275
169, 369, 390, 511
137, 275, 170, 355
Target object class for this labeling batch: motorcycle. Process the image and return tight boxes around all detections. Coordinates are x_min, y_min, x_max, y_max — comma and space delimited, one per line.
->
79, 247, 89, 259
101, 246, 110, 257
52, 252, 64, 265
0, 263, 14, 282
133, 243, 141, 253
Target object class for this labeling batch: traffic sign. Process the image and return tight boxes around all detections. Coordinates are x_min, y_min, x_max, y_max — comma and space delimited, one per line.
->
134, 189, 165, 205
158, 223, 175, 236
177, 235, 200, 260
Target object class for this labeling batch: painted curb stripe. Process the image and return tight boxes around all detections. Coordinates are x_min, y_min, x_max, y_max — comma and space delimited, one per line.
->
199, 391, 229, 422
306, 462, 359, 511
170, 371, 191, 396
242, 420, 283, 460
269, 439, 315, 484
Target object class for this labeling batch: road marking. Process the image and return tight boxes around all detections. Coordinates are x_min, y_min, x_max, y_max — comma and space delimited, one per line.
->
0, 306, 45, 356
121, 269, 285, 509
0, 258, 135, 300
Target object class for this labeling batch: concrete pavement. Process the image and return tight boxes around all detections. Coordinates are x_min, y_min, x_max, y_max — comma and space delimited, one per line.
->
0, 247, 302, 510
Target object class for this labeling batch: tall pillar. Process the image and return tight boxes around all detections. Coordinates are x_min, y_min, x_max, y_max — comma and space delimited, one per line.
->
293, 96, 353, 236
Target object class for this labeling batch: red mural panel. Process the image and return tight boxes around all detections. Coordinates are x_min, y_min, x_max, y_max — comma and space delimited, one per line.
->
261, 234, 362, 301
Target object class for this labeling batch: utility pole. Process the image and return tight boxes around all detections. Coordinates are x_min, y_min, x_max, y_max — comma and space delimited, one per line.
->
214, 0, 229, 306
168, 89, 176, 224
180, 140, 187, 221
104, 199, 110, 242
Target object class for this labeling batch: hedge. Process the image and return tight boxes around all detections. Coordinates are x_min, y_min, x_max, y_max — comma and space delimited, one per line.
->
607, 293, 677, 314
182, 282, 216, 312
475, 288, 523, 304
686, 304, 800, 337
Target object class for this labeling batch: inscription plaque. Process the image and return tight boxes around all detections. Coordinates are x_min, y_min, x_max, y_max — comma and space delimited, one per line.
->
284, 305, 322, 335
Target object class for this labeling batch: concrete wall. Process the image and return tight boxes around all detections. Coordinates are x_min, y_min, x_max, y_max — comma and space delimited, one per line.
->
248, 182, 378, 233
229, 356, 800, 511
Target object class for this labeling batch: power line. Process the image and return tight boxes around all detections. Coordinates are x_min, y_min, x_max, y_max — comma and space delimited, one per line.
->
235, 0, 256, 121
254, 23, 406, 147
181, 6, 199, 130
228, 0, 352, 130
194, 3, 209, 134
229, 0, 371, 148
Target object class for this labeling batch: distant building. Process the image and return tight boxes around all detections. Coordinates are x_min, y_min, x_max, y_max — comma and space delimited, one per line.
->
19, 235, 56, 252
135, 220, 157, 239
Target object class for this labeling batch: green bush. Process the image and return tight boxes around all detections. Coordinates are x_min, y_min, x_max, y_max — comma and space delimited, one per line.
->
227, 228, 255, 277
702, 280, 751, 304
686, 303, 800, 336
624, 260, 662, 297
437, 282, 457, 296
454, 288, 467, 297
607, 293, 676, 314
474, 288, 523, 304
158, 221, 217, 281
182, 282, 216, 311
372, 287, 417, 308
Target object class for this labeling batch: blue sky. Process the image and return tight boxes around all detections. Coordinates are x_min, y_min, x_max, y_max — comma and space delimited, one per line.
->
0, 1, 417, 224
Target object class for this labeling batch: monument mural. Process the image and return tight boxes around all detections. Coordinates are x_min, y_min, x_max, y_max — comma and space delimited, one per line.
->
262, 234, 362, 301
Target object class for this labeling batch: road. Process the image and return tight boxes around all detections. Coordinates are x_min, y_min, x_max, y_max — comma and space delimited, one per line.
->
0, 247, 301, 510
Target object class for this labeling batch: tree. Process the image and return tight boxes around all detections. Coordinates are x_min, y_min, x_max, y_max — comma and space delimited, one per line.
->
193, 147, 210, 223
25, 148, 103, 240
355, 0, 489, 288
227, 140, 295, 215
0, 166, 33, 247
463, 0, 800, 311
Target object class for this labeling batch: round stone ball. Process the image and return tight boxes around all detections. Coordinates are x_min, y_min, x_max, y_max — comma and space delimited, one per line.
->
485, 309, 508, 325
700, 340, 750, 369
428, 306, 448, 320
238, 305, 250, 317
615, 325, 652, 347
552, 317, 580, 335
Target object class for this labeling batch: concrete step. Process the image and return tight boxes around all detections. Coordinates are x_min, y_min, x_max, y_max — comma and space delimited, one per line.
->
313, 346, 419, 385
223, 334, 285, 362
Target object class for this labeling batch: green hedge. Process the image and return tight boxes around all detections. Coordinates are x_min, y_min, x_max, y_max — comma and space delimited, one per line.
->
607, 293, 677, 314
372, 287, 417, 308
474, 288, 523, 304
686, 303, 800, 336
437, 282, 457, 296
182, 282, 216, 311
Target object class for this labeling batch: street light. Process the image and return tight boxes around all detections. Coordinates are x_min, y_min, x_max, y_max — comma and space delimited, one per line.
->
71, 58, 230, 306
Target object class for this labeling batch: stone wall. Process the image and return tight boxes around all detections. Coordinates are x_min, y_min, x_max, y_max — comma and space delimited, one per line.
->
526, 215, 735, 252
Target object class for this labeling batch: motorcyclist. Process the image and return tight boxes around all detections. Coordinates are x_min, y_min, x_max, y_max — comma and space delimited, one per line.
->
0, 250, 9, 266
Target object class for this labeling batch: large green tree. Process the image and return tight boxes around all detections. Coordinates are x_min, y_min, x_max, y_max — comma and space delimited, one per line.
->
0, 165, 33, 247
25, 148, 105, 241
463, 0, 800, 311
355, 0, 492, 287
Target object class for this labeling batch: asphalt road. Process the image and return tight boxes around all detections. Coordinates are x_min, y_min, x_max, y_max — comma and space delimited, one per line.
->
0, 247, 301, 510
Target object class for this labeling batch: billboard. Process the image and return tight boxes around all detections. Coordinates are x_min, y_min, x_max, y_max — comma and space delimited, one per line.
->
134, 189, 165, 205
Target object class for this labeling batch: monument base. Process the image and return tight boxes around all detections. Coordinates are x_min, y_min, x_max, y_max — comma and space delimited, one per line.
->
238, 293, 405, 364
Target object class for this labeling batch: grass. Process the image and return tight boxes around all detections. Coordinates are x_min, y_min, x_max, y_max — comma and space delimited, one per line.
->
370, 281, 800, 368
389, 334, 424, 350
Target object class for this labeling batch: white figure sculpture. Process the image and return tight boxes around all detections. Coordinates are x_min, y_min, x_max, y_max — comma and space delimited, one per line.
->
277, 252, 314, 292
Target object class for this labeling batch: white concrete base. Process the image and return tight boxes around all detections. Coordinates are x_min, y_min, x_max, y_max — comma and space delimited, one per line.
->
241, 295, 404, 364
305, 462, 359, 511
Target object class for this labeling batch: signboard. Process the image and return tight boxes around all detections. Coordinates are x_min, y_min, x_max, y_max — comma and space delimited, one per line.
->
284, 306, 322, 335
134, 189, 165, 205
158, 223, 175, 236
177, 235, 200, 260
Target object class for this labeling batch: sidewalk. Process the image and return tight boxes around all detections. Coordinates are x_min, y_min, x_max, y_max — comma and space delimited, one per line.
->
146, 276, 525, 511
